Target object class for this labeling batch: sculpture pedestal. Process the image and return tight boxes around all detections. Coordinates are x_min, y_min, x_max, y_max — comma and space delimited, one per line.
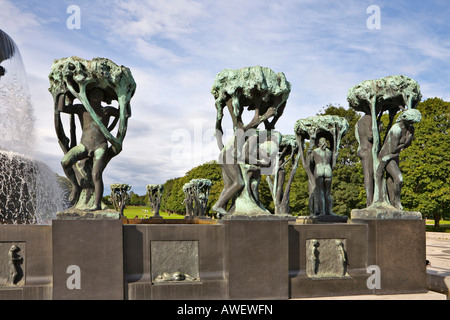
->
296, 214, 348, 224
351, 204, 422, 220
221, 217, 289, 299
56, 208, 121, 220
52, 220, 124, 300
350, 209, 426, 294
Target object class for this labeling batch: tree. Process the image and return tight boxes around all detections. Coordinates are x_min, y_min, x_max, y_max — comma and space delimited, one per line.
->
400, 98, 450, 227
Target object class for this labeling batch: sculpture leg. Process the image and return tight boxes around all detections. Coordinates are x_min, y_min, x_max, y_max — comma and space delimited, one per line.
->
314, 177, 325, 215
360, 155, 374, 206
324, 177, 332, 215
92, 146, 109, 210
61, 144, 88, 203
9, 264, 18, 285
385, 160, 403, 209
212, 163, 244, 215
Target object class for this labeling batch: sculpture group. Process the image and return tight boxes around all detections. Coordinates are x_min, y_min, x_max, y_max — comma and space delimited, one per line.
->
348, 75, 422, 217
209, 69, 421, 220
45, 59, 422, 220
48, 56, 136, 216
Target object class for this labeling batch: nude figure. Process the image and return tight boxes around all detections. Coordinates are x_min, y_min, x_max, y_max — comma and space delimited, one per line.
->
58, 87, 119, 210
309, 137, 333, 215
355, 114, 382, 206
375, 109, 421, 209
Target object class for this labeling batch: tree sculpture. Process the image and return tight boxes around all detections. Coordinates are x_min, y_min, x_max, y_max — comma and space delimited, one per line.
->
48, 57, 136, 216
147, 184, 164, 218
110, 183, 131, 217
295, 115, 349, 220
265, 134, 300, 215
347, 75, 422, 217
183, 179, 212, 218
210, 66, 291, 218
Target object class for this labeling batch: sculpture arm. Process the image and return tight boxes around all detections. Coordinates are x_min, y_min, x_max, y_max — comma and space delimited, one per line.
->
243, 107, 276, 131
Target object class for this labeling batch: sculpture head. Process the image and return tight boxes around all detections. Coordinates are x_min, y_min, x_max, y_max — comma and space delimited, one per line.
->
318, 137, 328, 150
396, 108, 422, 124
87, 87, 105, 106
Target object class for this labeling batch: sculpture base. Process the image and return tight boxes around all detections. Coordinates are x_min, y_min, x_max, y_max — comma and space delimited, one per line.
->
185, 215, 211, 220
296, 214, 348, 224
351, 203, 422, 220
221, 213, 295, 220
56, 208, 121, 220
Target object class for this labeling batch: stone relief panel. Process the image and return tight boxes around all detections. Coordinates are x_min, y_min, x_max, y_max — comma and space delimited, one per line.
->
150, 240, 200, 283
306, 239, 349, 278
0, 242, 25, 286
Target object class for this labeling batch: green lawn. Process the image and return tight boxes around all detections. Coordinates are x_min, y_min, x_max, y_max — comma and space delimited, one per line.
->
123, 206, 185, 219
426, 219, 450, 233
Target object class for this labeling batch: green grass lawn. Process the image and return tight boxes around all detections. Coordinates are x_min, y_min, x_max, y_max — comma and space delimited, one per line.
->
123, 206, 185, 219
426, 219, 450, 232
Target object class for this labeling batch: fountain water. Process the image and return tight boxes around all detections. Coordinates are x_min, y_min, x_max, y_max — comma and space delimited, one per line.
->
0, 29, 66, 224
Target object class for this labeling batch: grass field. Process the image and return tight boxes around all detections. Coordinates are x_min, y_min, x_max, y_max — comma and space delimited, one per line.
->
123, 206, 185, 219
426, 219, 450, 233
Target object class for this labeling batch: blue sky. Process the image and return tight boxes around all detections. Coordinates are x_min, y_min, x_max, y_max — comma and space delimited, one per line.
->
1, 0, 449, 196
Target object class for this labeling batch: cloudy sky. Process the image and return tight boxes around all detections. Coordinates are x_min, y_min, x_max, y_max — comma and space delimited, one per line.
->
1, 0, 449, 196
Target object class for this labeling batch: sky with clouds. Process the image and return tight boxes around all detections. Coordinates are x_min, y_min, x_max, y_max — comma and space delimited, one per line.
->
0, 0, 449, 196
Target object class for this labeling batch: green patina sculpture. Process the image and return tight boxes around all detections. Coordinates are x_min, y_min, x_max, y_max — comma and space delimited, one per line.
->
348, 75, 422, 216
295, 115, 349, 218
110, 183, 131, 217
265, 134, 301, 215
147, 184, 164, 218
210, 66, 291, 218
183, 179, 212, 218
49, 57, 136, 213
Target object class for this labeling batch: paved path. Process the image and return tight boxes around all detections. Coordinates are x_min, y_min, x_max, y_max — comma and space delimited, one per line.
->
297, 232, 450, 300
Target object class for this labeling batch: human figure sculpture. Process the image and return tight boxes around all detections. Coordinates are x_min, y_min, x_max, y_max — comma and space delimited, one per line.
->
183, 179, 212, 218
147, 184, 164, 218
183, 182, 195, 217
210, 66, 291, 218
8, 245, 23, 285
309, 137, 333, 215
49, 57, 136, 213
348, 75, 422, 211
266, 135, 300, 215
375, 109, 421, 209
58, 88, 120, 209
154, 271, 197, 283
110, 183, 131, 217
310, 239, 320, 275
335, 240, 348, 276
355, 114, 380, 206
295, 115, 349, 219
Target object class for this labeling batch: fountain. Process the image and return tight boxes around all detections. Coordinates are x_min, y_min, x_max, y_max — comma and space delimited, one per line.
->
0, 29, 66, 224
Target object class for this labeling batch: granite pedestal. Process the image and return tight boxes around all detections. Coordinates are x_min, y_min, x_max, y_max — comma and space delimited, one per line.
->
349, 216, 427, 294
52, 220, 124, 300
288, 222, 370, 298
